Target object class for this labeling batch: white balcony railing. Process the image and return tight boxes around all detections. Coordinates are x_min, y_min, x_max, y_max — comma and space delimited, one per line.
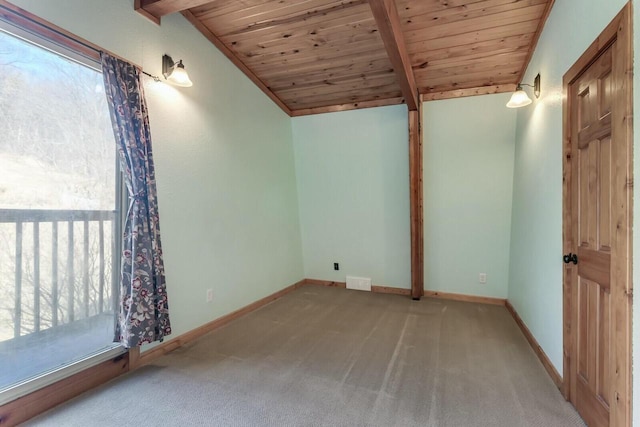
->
0, 209, 118, 340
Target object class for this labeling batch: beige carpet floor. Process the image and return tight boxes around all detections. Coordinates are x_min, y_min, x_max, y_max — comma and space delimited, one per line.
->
27, 285, 584, 426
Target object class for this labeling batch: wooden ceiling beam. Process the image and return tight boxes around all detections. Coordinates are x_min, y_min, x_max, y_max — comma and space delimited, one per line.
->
135, 0, 215, 23
420, 84, 517, 101
290, 96, 405, 117
368, 0, 419, 111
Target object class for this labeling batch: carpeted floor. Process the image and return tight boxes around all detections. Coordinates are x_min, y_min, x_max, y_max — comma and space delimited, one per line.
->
26, 285, 584, 426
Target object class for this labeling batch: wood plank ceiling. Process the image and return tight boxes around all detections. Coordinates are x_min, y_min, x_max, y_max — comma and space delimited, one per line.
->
135, 0, 554, 116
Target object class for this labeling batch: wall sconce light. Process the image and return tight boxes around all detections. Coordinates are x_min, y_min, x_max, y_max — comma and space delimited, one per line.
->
506, 73, 541, 108
162, 54, 193, 87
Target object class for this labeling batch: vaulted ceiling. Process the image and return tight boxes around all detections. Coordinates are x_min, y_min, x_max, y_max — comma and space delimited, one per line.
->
135, 0, 554, 116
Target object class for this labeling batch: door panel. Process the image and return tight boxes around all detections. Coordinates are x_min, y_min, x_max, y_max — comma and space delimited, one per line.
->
572, 46, 613, 427
577, 247, 610, 287
598, 286, 611, 406
562, 2, 633, 427
599, 136, 612, 250
563, 5, 632, 427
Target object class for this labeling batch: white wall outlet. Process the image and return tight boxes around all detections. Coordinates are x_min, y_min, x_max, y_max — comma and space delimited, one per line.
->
479, 273, 487, 284
206, 289, 214, 303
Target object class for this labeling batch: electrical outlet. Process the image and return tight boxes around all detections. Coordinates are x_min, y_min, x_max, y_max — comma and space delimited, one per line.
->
206, 289, 214, 303
334, 262, 339, 271
479, 273, 487, 284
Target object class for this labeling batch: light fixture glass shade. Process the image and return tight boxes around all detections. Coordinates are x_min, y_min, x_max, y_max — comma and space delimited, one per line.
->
506, 88, 532, 108
166, 61, 193, 87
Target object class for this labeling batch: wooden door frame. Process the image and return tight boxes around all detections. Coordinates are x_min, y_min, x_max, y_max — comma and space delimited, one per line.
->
562, 3, 633, 426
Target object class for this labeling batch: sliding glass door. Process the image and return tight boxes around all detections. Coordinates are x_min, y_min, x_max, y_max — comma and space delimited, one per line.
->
0, 22, 123, 402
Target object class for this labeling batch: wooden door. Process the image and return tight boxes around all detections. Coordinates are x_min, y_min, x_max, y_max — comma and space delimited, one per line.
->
562, 4, 632, 427
571, 42, 614, 427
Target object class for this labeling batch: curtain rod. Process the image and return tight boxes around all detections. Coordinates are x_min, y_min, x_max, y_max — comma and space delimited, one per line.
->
140, 70, 161, 82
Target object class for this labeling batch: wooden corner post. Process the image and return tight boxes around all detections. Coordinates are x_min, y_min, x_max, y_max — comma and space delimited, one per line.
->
409, 107, 424, 300
368, 0, 423, 300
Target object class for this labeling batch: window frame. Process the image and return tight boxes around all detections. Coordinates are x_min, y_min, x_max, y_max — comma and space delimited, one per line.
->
0, 3, 127, 406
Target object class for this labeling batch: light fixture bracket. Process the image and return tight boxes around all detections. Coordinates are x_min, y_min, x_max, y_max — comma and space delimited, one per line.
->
162, 54, 175, 79
518, 73, 541, 98
162, 54, 193, 87
506, 73, 541, 108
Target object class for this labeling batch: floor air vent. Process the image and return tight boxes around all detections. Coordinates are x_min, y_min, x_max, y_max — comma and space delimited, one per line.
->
346, 276, 372, 292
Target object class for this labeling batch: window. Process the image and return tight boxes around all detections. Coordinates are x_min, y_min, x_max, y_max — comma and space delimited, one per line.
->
0, 18, 123, 403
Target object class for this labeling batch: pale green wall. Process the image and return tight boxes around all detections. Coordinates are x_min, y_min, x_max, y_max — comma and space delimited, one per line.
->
423, 94, 516, 299
8, 0, 304, 343
292, 105, 411, 288
509, 0, 628, 377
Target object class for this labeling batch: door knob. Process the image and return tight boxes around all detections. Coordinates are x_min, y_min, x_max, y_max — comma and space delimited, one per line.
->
563, 253, 578, 265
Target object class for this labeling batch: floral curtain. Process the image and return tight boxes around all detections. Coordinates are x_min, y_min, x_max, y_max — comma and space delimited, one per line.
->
101, 52, 171, 348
